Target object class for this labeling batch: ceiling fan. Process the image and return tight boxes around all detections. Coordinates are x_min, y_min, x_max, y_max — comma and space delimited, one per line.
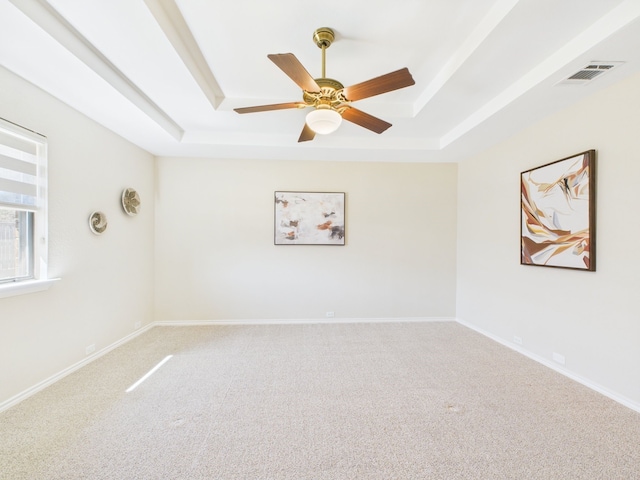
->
234, 27, 415, 142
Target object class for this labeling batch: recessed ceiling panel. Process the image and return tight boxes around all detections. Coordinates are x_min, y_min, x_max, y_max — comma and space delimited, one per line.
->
1, 0, 639, 161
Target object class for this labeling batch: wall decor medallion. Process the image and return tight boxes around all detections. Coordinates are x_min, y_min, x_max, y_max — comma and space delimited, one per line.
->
274, 191, 345, 245
121, 188, 141, 216
89, 211, 108, 235
521, 150, 596, 271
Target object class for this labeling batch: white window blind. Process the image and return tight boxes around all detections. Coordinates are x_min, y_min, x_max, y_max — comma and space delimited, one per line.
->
0, 118, 48, 285
0, 123, 42, 209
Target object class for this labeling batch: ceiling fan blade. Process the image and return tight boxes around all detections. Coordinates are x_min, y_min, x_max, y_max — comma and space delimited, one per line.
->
234, 102, 305, 114
268, 53, 321, 92
341, 107, 392, 134
298, 123, 316, 143
342, 67, 415, 101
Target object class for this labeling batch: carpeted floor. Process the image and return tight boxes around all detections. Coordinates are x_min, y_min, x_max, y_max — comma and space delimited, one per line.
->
1, 322, 639, 479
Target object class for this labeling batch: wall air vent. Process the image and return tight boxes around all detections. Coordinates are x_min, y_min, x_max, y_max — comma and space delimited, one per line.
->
556, 61, 624, 86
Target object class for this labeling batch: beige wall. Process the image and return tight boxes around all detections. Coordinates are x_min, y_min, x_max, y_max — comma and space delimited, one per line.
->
457, 72, 640, 407
5, 58, 638, 414
154, 158, 458, 322
0, 67, 155, 406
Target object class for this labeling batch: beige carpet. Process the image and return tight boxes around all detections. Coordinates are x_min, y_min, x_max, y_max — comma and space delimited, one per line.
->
1, 322, 639, 479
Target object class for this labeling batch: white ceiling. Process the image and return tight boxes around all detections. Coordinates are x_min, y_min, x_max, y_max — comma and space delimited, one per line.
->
2, 0, 640, 162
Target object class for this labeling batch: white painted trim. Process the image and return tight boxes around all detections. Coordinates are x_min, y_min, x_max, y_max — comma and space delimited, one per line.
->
413, 0, 520, 115
0, 278, 60, 299
456, 318, 640, 414
7, 317, 637, 416
441, 0, 640, 148
0, 323, 154, 413
1, 317, 453, 412
144, 0, 224, 109
17, 316, 638, 419
8, 0, 183, 140
154, 317, 456, 326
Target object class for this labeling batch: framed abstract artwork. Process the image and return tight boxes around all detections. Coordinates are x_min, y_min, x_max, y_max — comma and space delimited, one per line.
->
521, 150, 596, 271
274, 191, 345, 245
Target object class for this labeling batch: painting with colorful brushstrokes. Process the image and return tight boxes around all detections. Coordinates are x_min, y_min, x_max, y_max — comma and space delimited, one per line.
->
521, 150, 596, 270
274, 191, 345, 245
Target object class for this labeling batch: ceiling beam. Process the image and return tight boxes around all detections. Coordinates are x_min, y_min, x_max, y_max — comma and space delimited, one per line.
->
144, 0, 225, 110
8, 0, 183, 141
413, 0, 521, 116
441, 0, 640, 149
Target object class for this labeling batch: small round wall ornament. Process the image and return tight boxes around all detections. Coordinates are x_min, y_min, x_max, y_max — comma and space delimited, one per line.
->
121, 188, 140, 216
89, 211, 108, 235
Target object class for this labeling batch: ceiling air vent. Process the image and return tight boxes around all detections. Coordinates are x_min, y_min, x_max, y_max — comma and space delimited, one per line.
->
557, 61, 624, 86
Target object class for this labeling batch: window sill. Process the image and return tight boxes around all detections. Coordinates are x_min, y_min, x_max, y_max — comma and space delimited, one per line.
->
0, 278, 60, 299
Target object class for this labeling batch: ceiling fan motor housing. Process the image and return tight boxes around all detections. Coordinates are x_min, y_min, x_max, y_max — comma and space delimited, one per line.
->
303, 78, 346, 111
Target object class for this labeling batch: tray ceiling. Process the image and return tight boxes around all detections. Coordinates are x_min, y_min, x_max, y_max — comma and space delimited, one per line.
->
2, 0, 640, 162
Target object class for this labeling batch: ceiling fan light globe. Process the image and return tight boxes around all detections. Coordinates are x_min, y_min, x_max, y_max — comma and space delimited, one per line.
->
305, 108, 342, 134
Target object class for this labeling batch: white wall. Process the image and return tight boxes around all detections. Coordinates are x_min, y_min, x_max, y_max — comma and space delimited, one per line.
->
457, 72, 640, 407
154, 158, 458, 322
8, 56, 637, 414
0, 67, 155, 407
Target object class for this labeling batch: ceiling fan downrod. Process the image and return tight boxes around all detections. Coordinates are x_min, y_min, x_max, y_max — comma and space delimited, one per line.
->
313, 27, 334, 79
302, 28, 345, 113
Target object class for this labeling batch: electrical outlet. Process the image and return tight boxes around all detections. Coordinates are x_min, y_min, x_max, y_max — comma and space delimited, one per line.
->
552, 352, 565, 365
326, 311, 335, 318
85, 344, 95, 355
513, 335, 523, 345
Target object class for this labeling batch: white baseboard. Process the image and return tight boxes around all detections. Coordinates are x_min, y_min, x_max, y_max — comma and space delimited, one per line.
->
155, 317, 456, 326
456, 318, 640, 414
0, 323, 154, 414
0, 317, 453, 412
20, 316, 636, 417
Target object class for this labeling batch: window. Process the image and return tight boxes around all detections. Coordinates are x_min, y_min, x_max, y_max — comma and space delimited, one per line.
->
0, 118, 48, 287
